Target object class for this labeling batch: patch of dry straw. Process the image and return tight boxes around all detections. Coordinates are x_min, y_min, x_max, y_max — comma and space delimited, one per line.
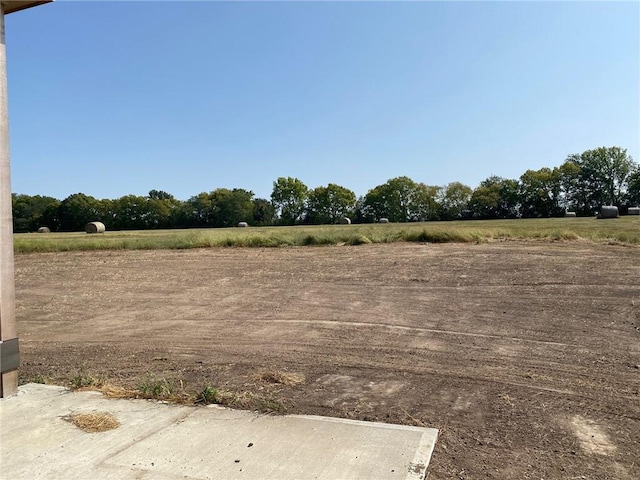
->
98, 384, 141, 399
64, 412, 120, 433
255, 370, 305, 386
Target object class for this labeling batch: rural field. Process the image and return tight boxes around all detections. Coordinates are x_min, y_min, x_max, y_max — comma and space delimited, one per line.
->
13, 220, 640, 479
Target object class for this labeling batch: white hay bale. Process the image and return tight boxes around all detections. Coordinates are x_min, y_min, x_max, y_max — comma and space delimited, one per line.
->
598, 206, 619, 219
379, 218, 389, 223
628, 207, 640, 216
564, 212, 576, 218
338, 217, 351, 225
85, 221, 106, 234
37, 226, 50, 233
237, 221, 249, 228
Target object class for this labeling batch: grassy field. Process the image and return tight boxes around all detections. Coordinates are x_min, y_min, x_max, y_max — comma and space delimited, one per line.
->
13, 216, 640, 253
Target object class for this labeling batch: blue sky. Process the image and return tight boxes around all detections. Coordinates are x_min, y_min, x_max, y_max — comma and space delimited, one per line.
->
5, 1, 639, 201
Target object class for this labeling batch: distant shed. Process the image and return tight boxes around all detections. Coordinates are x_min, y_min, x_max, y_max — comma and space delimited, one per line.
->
628, 207, 640, 216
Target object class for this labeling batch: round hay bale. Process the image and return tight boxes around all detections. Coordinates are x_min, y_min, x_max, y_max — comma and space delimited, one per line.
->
628, 207, 640, 216
379, 218, 389, 224
564, 212, 576, 218
37, 226, 50, 233
338, 217, 351, 225
237, 221, 249, 228
85, 221, 106, 234
598, 206, 619, 219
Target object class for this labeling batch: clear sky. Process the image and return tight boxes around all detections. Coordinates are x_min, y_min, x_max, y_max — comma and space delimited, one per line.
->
5, 0, 639, 202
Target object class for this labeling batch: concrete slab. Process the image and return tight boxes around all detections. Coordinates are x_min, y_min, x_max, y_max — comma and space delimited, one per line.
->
1, 384, 438, 480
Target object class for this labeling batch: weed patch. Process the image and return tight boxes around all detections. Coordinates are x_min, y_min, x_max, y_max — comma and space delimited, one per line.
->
137, 376, 177, 399
70, 372, 105, 389
195, 385, 220, 405
31, 374, 52, 385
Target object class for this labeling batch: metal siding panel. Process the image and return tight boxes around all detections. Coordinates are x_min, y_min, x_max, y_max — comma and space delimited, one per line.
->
0, 337, 19, 373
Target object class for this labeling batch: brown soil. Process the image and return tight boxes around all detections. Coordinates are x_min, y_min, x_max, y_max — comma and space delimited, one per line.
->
15, 241, 640, 479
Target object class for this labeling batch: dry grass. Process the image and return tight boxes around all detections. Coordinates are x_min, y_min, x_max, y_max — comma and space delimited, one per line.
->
99, 384, 142, 399
400, 408, 429, 428
64, 412, 120, 433
498, 393, 516, 407
86, 380, 288, 413
255, 370, 306, 386
14, 217, 640, 253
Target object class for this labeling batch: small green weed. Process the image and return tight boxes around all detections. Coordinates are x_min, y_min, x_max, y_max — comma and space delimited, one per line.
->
70, 372, 104, 389
31, 374, 51, 384
137, 376, 176, 399
195, 385, 220, 405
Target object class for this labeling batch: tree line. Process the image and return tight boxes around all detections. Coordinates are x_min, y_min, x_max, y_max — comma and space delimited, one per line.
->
12, 146, 640, 233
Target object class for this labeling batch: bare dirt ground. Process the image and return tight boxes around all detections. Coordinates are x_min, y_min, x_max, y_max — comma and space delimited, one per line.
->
15, 241, 640, 479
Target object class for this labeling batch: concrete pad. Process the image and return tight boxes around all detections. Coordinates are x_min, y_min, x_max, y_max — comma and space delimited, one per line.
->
1, 384, 438, 480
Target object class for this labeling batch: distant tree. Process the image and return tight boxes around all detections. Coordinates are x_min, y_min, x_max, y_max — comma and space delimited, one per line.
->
353, 196, 370, 223
437, 182, 472, 220
305, 183, 356, 224
148, 189, 175, 201
362, 177, 411, 222
412, 183, 440, 221
271, 177, 308, 225
252, 198, 276, 226
468, 176, 519, 219
12, 194, 60, 232
555, 161, 582, 212
57, 193, 104, 231
362, 176, 441, 222
183, 192, 216, 227
518, 168, 563, 218
361, 181, 396, 222
566, 146, 636, 213
40, 200, 62, 231
149, 198, 181, 229
111, 195, 150, 229
627, 167, 640, 206
209, 188, 254, 227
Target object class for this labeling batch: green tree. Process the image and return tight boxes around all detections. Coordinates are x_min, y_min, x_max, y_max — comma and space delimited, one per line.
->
555, 161, 582, 212
627, 168, 640, 206
468, 176, 519, 219
144, 191, 181, 229
209, 188, 254, 227
271, 177, 308, 225
111, 195, 150, 229
305, 183, 356, 224
437, 182, 472, 220
252, 198, 276, 226
183, 192, 215, 227
12, 194, 60, 232
412, 183, 441, 221
57, 193, 105, 231
518, 168, 563, 218
362, 176, 429, 222
148, 189, 175, 201
566, 146, 636, 213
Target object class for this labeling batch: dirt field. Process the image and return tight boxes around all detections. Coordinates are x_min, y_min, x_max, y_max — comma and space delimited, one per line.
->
15, 241, 640, 479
